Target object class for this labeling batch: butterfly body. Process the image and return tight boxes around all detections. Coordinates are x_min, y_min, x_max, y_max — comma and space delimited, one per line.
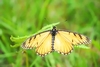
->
21, 26, 90, 57
50, 26, 57, 50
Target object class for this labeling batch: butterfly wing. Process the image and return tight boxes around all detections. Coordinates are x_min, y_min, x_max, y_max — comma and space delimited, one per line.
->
21, 31, 50, 49
36, 33, 52, 56
54, 32, 73, 55
54, 30, 90, 55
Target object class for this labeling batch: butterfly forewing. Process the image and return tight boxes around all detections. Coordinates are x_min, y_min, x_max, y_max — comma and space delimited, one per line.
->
54, 32, 73, 55
21, 36, 36, 49
21, 31, 50, 49
36, 33, 52, 56
58, 31, 90, 45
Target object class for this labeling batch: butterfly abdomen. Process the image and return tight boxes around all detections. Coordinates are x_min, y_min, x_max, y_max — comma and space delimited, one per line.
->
51, 36, 55, 50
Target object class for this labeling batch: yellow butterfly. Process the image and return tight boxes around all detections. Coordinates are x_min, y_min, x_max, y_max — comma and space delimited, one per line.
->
21, 26, 90, 57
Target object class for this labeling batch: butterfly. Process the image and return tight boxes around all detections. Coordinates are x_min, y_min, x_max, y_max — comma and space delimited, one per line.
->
21, 26, 90, 57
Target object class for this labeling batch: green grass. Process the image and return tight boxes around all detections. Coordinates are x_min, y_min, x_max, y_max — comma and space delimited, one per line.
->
0, 0, 100, 67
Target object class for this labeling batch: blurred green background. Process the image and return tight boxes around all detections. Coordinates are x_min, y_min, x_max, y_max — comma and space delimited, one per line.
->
0, 0, 100, 67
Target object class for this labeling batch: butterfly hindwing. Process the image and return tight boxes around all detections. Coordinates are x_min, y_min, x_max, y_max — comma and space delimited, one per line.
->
36, 33, 52, 56
54, 32, 73, 55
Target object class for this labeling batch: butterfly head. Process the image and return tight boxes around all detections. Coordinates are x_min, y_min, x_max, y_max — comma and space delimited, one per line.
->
52, 26, 56, 31
51, 26, 57, 36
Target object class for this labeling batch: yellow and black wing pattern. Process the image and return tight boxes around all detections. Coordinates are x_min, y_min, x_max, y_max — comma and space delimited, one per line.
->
21, 26, 90, 56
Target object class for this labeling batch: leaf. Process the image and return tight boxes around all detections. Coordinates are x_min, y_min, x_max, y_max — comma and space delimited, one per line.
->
74, 45, 90, 49
10, 22, 60, 48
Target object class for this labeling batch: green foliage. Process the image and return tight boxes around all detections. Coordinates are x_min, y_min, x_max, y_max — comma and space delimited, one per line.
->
0, 0, 100, 67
